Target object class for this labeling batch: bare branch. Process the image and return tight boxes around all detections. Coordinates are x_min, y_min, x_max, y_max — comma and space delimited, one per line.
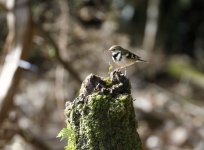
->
38, 25, 82, 85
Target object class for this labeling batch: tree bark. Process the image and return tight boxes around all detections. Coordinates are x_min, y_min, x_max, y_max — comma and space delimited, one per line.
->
65, 71, 142, 150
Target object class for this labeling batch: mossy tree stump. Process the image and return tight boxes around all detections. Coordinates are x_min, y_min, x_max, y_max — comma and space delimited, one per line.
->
64, 71, 142, 150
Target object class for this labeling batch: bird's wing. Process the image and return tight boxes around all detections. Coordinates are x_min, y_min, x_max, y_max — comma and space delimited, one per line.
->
122, 49, 137, 59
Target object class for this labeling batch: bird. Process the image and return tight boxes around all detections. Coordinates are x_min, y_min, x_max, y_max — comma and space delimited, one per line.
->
107, 45, 147, 75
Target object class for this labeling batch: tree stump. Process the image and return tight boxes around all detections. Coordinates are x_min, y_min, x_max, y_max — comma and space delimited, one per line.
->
64, 71, 142, 150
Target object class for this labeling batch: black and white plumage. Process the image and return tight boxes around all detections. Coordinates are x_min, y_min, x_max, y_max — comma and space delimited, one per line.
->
108, 45, 147, 69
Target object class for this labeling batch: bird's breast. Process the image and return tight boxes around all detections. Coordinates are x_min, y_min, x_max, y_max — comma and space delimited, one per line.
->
112, 51, 122, 62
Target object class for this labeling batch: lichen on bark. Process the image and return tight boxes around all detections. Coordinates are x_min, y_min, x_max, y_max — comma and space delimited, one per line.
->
64, 71, 142, 150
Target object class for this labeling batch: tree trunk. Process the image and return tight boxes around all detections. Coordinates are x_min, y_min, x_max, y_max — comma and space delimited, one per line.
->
65, 71, 142, 150
0, 0, 33, 123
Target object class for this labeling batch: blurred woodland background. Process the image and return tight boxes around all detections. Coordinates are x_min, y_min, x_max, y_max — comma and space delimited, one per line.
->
0, 0, 204, 150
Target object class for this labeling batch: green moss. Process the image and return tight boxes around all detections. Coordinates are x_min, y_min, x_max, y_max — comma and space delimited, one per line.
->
109, 95, 130, 119
81, 92, 111, 148
57, 123, 76, 150
68, 92, 141, 150
108, 63, 113, 74
103, 77, 113, 87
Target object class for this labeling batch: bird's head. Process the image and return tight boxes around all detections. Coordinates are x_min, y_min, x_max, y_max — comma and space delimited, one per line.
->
108, 45, 123, 52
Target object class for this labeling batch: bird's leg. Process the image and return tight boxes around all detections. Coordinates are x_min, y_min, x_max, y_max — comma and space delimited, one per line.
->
119, 66, 127, 75
117, 68, 121, 71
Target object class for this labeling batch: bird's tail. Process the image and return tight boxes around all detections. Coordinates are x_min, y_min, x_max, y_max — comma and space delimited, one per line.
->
137, 58, 148, 63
